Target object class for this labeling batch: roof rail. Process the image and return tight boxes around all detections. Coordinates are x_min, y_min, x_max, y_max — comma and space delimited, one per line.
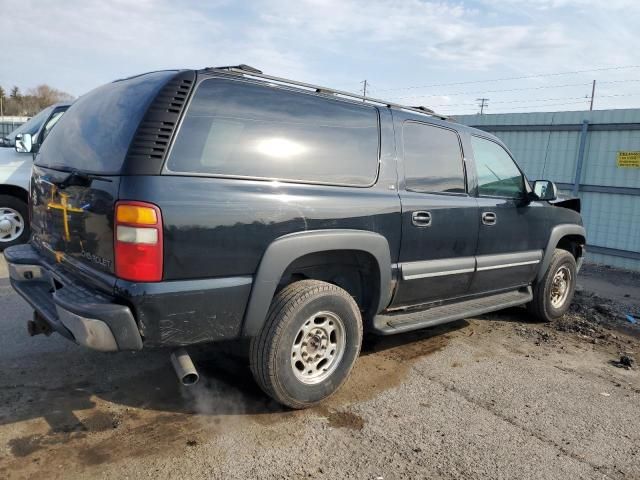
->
203, 65, 448, 120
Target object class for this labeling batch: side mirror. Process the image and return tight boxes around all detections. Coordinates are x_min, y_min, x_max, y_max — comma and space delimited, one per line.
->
15, 133, 33, 153
533, 180, 558, 201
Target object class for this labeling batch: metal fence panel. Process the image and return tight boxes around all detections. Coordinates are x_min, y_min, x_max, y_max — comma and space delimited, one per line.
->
0, 119, 27, 137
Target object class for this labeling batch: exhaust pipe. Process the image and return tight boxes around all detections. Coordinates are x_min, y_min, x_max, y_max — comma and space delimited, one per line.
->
27, 312, 52, 337
171, 348, 200, 386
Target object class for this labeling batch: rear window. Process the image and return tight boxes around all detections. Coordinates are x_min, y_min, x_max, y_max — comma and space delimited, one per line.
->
166, 78, 380, 186
36, 71, 176, 174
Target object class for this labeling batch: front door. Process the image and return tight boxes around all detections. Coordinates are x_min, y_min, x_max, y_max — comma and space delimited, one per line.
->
391, 121, 479, 308
468, 135, 550, 294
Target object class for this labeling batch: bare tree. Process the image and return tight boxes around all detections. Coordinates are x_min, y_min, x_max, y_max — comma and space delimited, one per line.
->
1, 84, 74, 116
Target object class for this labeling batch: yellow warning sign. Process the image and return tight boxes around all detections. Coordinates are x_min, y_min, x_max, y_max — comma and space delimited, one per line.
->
617, 151, 640, 168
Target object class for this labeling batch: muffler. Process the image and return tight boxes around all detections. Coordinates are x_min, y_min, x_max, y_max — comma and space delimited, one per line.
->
170, 348, 199, 386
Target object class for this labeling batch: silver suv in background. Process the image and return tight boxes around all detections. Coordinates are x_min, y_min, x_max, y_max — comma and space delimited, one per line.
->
0, 102, 70, 248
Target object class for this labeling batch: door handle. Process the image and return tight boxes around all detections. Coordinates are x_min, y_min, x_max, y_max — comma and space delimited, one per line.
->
482, 211, 497, 226
411, 211, 432, 227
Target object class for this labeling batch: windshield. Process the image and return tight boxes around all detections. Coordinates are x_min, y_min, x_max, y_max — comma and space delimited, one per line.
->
35, 71, 177, 174
6, 106, 53, 141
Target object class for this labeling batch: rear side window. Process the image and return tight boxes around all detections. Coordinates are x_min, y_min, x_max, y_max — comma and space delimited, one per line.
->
471, 136, 525, 198
36, 71, 176, 174
167, 78, 379, 186
402, 122, 465, 194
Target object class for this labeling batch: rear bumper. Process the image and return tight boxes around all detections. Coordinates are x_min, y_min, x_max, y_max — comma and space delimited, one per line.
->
5, 244, 142, 352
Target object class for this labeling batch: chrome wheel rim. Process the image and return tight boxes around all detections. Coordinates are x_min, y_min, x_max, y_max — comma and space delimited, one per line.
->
550, 265, 572, 308
291, 311, 346, 385
0, 207, 24, 242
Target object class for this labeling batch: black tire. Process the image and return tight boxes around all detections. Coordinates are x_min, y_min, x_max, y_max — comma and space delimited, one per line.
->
249, 279, 363, 409
527, 249, 577, 322
0, 195, 29, 250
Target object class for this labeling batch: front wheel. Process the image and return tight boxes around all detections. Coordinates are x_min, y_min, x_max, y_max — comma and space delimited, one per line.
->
527, 249, 577, 322
249, 280, 363, 409
0, 195, 29, 250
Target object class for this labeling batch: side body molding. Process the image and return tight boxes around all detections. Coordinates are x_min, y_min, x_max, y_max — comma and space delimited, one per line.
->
242, 229, 393, 337
537, 224, 586, 282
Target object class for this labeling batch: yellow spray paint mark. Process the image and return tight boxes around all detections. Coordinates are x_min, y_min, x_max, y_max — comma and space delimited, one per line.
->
47, 193, 83, 242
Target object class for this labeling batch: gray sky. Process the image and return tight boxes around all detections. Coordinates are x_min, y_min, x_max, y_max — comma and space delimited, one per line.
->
2, 0, 640, 115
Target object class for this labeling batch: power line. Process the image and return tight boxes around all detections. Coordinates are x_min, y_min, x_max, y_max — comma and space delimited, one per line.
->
373, 64, 640, 93
442, 92, 640, 114
493, 100, 590, 111
427, 91, 640, 108
389, 81, 593, 100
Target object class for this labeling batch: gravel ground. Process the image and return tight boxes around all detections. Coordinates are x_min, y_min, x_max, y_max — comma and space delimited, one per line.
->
0, 258, 638, 480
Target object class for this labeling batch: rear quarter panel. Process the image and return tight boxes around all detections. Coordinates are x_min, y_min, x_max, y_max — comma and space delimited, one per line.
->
118, 176, 402, 280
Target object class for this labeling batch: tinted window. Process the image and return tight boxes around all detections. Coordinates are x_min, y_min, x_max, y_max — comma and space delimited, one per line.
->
403, 122, 465, 193
36, 71, 176, 174
8, 106, 53, 141
167, 78, 379, 186
471, 136, 524, 198
40, 109, 65, 143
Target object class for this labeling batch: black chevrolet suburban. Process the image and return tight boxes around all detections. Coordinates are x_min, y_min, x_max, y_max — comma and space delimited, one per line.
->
5, 65, 585, 408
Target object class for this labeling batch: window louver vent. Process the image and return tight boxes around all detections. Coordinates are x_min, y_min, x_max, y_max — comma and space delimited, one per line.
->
123, 70, 196, 175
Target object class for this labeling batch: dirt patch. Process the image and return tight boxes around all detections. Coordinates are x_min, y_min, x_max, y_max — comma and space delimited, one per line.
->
324, 409, 365, 431
567, 289, 639, 339
514, 325, 558, 345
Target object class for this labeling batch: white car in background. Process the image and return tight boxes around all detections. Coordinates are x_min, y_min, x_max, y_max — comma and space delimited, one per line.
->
0, 102, 70, 248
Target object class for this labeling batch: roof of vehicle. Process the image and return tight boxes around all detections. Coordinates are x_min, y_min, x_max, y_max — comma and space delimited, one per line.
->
50, 101, 73, 108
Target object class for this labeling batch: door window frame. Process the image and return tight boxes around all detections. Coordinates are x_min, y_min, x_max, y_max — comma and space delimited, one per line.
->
470, 134, 531, 200
401, 120, 470, 197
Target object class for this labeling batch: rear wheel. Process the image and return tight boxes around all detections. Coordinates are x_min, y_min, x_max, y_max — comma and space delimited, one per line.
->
527, 249, 577, 322
0, 195, 29, 250
250, 280, 362, 409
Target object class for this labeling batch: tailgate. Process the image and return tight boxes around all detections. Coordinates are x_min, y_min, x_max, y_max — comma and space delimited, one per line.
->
30, 165, 120, 275
28, 70, 181, 280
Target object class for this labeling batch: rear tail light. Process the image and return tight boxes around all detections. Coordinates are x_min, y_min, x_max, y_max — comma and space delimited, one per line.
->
114, 201, 163, 282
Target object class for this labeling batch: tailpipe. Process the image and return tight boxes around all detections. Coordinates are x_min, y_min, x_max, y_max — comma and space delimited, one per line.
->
27, 311, 53, 337
170, 348, 199, 386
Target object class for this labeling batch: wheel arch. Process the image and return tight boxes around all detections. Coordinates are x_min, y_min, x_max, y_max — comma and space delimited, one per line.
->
0, 184, 29, 204
537, 224, 586, 282
242, 230, 392, 337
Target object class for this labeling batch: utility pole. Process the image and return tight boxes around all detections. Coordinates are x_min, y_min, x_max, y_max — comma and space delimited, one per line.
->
477, 97, 489, 115
361, 80, 368, 101
589, 80, 596, 111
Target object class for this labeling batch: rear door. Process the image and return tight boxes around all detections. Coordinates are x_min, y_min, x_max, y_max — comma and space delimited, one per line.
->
390, 121, 479, 308
468, 135, 549, 294
30, 71, 179, 284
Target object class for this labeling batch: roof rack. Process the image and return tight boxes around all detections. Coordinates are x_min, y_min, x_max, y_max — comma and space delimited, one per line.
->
206, 65, 448, 120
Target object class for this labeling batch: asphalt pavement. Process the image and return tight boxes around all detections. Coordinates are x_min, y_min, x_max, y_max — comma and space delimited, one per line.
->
0, 257, 638, 479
